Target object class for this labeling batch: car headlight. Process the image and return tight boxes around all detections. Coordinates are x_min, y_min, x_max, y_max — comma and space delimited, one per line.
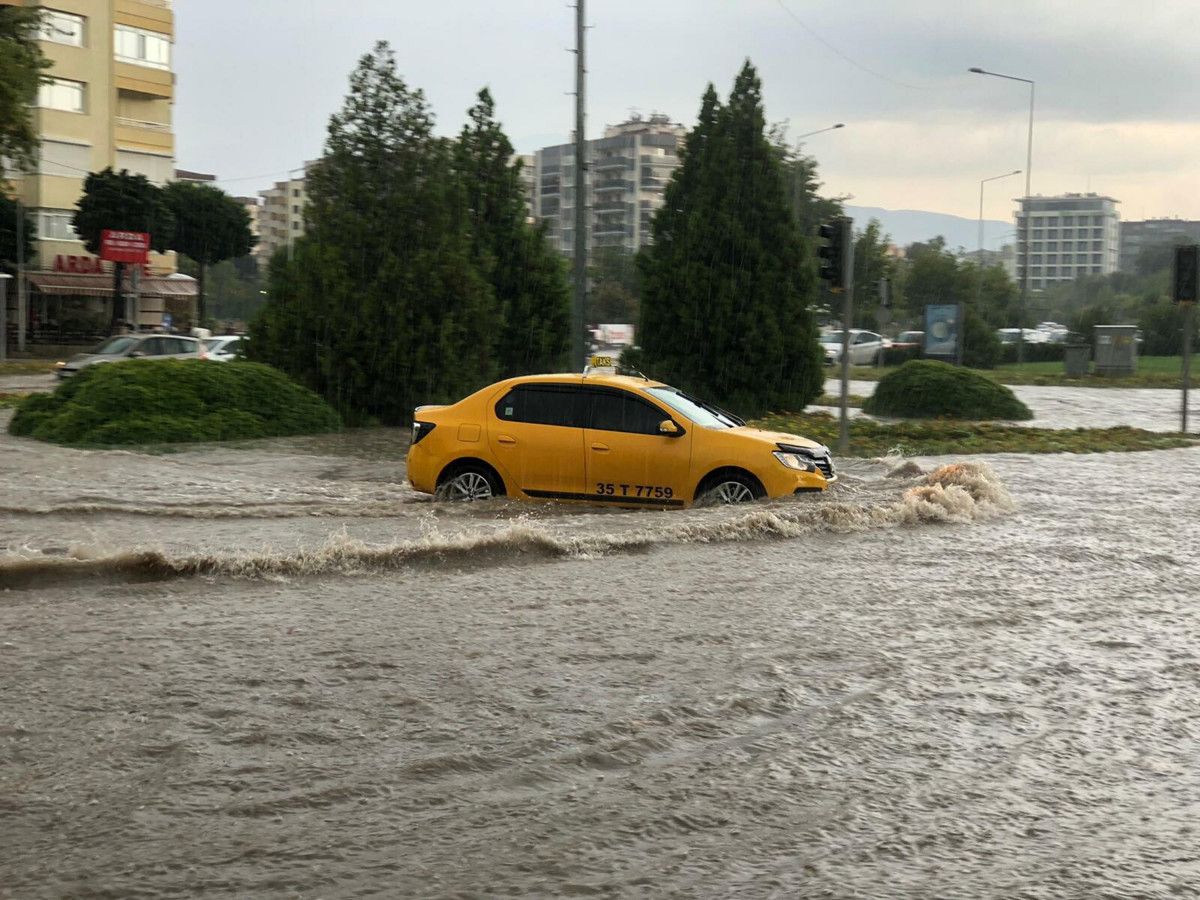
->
773, 450, 817, 472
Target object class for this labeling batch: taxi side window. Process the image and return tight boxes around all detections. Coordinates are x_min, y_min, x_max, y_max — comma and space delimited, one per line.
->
495, 385, 581, 427
585, 389, 665, 435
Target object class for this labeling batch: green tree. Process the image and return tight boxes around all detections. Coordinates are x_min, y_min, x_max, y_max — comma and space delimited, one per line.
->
851, 219, 898, 330
637, 62, 824, 415
176, 254, 262, 327
0, 5, 50, 173
588, 246, 639, 323
900, 237, 1006, 367
251, 42, 496, 423
0, 192, 35, 275
165, 181, 254, 326
72, 168, 174, 331
454, 88, 568, 376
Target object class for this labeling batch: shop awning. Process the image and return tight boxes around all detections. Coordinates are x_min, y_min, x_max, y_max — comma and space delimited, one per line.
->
26, 273, 198, 299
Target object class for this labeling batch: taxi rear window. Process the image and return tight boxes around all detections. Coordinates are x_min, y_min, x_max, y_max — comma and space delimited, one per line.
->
496, 385, 581, 427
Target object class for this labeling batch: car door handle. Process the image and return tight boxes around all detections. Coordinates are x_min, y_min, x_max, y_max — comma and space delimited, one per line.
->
497, 435, 517, 445
590, 443, 610, 452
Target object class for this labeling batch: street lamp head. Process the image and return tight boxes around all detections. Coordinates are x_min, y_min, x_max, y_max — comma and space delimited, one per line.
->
833, 123, 845, 129
968, 67, 985, 73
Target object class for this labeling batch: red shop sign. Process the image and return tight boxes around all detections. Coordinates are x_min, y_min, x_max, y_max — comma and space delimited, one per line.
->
100, 229, 151, 264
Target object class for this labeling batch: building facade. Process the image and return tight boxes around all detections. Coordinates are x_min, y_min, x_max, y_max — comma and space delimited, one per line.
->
256, 163, 312, 269
1117, 219, 1200, 273
1015, 193, 1119, 290
533, 113, 685, 258
3, 0, 194, 341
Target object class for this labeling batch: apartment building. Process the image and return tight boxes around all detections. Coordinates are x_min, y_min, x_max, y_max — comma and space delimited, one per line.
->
533, 113, 685, 258
1118, 218, 1200, 273
2, 0, 195, 341
256, 163, 313, 269
1014, 193, 1119, 290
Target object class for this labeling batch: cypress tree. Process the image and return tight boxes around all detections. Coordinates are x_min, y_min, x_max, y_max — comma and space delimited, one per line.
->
637, 62, 824, 416
250, 43, 497, 423
454, 89, 570, 377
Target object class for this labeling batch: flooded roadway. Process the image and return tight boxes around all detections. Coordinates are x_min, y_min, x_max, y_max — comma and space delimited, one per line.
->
2, 408, 1199, 898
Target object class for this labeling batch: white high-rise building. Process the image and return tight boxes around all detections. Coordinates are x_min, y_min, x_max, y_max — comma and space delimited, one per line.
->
533, 113, 685, 258
1015, 193, 1119, 290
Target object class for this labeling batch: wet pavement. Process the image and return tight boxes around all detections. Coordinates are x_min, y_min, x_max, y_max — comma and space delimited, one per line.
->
2, 408, 1200, 897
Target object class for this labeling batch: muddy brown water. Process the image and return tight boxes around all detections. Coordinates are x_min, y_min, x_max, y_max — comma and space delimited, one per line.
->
2, 412, 1200, 898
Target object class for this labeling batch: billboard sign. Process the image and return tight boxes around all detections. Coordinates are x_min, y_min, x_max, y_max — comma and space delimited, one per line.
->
100, 230, 151, 264
924, 304, 963, 363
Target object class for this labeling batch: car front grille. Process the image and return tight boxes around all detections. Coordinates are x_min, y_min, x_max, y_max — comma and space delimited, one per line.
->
814, 456, 834, 479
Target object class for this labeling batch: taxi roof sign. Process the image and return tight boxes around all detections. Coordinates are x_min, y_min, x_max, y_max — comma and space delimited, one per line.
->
585, 354, 617, 374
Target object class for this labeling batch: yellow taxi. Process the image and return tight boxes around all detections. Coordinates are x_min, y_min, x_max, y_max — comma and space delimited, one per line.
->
406, 360, 836, 508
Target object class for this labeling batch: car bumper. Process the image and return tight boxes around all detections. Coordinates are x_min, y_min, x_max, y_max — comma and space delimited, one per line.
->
406, 442, 438, 495
760, 465, 835, 498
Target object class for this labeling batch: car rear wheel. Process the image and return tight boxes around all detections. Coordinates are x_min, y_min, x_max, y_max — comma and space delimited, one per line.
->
436, 463, 503, 501
697, 471, 763, 506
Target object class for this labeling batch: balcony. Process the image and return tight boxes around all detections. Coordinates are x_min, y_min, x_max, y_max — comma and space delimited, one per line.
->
593, 179, 634, 194
593, 199, 626, 213
594, 155, 634, 171
116, 116, 170, 132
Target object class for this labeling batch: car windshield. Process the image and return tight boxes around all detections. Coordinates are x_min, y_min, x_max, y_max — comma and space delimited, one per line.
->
92, 336, 138, 355
646, 386, 740, 429
204, 338, 232, 350
898, 331, 922, 342
819, 332, 845, 345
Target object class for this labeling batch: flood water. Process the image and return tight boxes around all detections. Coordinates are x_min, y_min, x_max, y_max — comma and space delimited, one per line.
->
825, 377, 1195, 432
2, 407, 1199, 898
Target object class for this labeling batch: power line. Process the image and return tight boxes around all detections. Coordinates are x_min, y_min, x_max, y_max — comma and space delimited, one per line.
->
774, 0, 936, 91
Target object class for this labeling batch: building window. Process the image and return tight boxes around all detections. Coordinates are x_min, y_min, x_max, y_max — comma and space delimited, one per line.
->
40, 9, 85, 46
38, 209, 80, 241
37, 78, 85, 113
114, 25, 171, 70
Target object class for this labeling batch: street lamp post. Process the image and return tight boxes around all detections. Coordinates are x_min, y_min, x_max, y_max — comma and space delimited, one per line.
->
795, 122, 845, 142
969, 67, 1034, 362
977, 169, 1021, 307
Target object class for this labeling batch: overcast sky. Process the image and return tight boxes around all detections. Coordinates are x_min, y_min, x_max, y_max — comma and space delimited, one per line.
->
175, 0, 1200, 225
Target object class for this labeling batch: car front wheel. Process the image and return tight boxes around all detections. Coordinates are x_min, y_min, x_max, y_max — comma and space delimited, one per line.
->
697, 471, 763, 505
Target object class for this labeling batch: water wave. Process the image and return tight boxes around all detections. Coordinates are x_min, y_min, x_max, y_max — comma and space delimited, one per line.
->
0, 462, 1012, 590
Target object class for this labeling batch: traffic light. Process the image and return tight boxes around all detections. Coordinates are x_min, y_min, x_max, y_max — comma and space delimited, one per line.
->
1174, 245, 1199, 303
817, 220, 845, 289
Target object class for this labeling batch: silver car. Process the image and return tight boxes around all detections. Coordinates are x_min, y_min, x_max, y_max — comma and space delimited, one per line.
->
820, 330, 886, 366
56, 333, 203, 379
203, 335, 244, 362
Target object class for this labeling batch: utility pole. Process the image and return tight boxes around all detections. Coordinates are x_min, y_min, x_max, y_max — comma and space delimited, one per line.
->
837, 216, 855, 454
571, 0, 588, 371
1174, 245, 1198, 434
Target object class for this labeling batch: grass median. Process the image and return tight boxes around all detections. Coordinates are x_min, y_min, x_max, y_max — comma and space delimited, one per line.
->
842, 355, 1197, 389
753, 410, 1197, 458
0, 360, 58, 376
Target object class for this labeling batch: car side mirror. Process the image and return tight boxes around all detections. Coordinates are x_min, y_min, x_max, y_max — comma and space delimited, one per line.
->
659, 419, 682, 437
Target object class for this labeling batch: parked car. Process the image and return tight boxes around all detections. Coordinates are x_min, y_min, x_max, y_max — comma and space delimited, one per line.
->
55, 333, 204, 379
888, 330, 924, 350
819, 330, 886, 366
204, 335, 245, 361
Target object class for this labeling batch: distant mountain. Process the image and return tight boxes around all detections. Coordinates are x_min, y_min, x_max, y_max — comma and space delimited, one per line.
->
844, 205, 1012, 253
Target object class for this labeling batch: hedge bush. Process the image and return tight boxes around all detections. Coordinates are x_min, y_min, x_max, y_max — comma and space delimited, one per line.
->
862, 359, 1032, 420
9, 359, 341, 445
998, 342, 1078, 364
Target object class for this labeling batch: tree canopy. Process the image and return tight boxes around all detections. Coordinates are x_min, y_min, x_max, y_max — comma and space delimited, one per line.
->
250, 43, 569, 423
165, 181, 255, 324
0, 5, 50, 173
635, 61, 824, 416
0, 192, 35, 275
73, 168, 175, 255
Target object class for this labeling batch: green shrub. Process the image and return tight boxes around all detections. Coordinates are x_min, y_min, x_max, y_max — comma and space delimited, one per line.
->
9, 359, 341, 446
862, 359, 1033, 420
